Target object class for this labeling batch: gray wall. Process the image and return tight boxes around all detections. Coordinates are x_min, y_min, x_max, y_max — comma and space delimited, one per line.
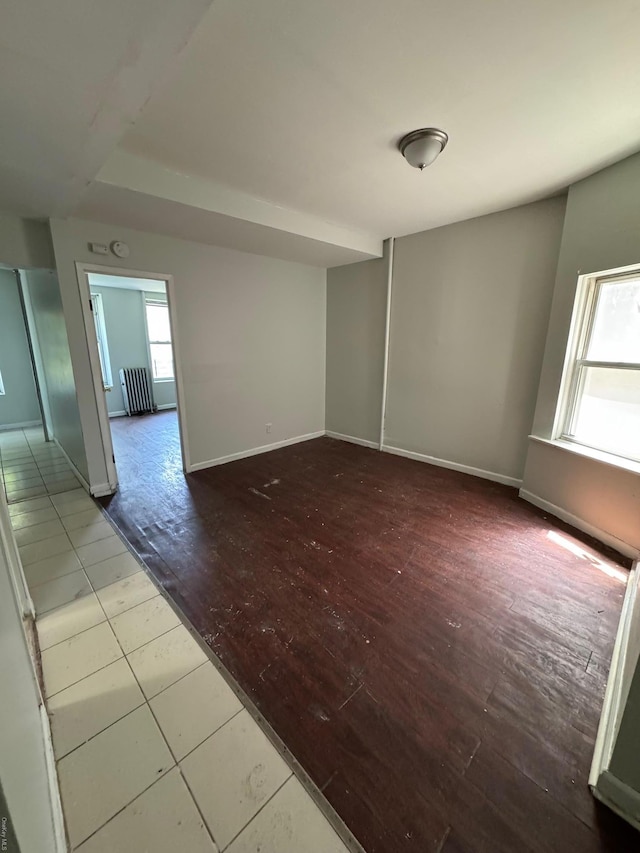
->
523, 151, 640, 555
326, 251, 388, 444
0, 211, 54, 270
384, 197, 566, 481
50, 218, 326, 479
22, 269, 88, 481
0, 269, 41, 427
90, 286, 176, 416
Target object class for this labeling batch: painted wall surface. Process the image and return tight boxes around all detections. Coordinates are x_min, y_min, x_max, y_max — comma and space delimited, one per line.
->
522, 441, 640, 556
384, 197, 566, 481
0, 211, 54, 269
90, 286, 176, 415
22, 269, 88, 481
0, 269, 41, 427
0, 490, 58, 852
524, 152, 640, 553
49, 218, 326, 475
325, 253, 387, 444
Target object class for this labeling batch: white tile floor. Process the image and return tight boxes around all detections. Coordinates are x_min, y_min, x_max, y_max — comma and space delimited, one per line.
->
9, 485, 354, 853
0, 426, 81, 503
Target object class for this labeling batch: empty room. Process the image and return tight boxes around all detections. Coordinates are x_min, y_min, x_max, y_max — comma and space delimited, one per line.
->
1, 2, 640, 853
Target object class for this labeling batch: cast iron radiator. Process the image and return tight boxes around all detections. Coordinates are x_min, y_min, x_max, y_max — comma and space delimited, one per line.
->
119, 367, 157, 416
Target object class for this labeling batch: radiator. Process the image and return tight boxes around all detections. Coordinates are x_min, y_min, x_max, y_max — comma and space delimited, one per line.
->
119, 367, 157, 416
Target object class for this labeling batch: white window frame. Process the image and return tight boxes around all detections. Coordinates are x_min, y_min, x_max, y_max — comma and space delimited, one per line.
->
555, 263, 640, 463
144, 298, 174, 382
90, 293, 112, 390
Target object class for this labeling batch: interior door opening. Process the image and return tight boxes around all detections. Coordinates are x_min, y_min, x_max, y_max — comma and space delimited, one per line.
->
78, 265, 188, 495
0, 267, 84, 506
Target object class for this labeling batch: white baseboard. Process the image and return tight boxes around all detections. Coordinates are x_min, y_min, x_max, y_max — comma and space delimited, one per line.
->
52, 437, 91, 494
109, 405, 175, 418
40, 703, 68, 852
325, 431, 378, 450
90, 482, 116, 498
188, 430, 325, 473
590, 564, 640, 788
381, 444, 522, 488
519, 489, 640, 559
0, 419, 42, 431
592, 770, 640, 832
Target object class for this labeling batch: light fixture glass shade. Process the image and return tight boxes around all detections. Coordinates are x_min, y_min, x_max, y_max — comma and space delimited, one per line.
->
399, 128, 448, 170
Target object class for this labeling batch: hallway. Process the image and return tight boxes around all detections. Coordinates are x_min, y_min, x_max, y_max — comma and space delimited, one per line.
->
0, 426, 80, 503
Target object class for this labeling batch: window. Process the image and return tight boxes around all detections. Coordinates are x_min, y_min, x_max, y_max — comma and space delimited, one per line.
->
558, 268, 640, 463
90, 293, 112, 389
145, 300, 174, 380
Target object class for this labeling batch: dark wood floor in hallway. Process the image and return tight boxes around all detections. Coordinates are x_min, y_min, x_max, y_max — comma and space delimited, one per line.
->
103, 412, 637, 852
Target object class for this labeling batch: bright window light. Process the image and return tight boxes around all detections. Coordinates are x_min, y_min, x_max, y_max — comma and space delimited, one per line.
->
90, 293, 112, 389
145, 301, 174, 380
546, 531, 627, 583
558, 269, 640, 463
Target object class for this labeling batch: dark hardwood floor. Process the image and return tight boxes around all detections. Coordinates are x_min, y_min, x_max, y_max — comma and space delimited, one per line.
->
103, 412, 638, 852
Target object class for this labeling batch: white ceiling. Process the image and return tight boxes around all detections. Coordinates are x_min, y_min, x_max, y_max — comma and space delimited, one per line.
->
118, 0, 640, 240
2, 0, 640, 267
0, 0, 214, 218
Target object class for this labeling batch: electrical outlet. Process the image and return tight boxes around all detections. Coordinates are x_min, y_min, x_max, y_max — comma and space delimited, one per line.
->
266, 423, 272, 434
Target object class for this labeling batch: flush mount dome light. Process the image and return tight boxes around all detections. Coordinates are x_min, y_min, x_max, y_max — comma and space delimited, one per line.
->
399, 127, 448, 170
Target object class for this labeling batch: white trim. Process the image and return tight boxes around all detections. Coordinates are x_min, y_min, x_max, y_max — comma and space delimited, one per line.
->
529, 434, 640, 476
0, 420, 42, 431
590, 564, 639, 788
189, 431, 325, 472
40, 703, 68, 852
592, 770, 640, 832
325, 431, 379, 449
109, 405, 176, 418
165, 276, 191, 474
379, 236, 395, 450
0, 490, 34, 620
553, 262, 640, 443
52, 437, 92, 495
75, 263, 119, 490
381, 444, 522, 488
90, 481, 115, 498
75, 263, 192, 478
519, 489, 640, 559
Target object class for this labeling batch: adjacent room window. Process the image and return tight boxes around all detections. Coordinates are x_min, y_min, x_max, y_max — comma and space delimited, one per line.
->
558, 268, 640, 462
145, 300, 175, 380
90, 293, 113, 389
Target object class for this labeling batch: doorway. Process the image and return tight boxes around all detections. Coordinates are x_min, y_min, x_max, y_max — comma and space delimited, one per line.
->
0, 267, 84, 504
76, 264, 188, 494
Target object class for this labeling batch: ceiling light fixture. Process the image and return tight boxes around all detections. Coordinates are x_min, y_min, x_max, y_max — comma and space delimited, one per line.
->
399, 128, 449, 170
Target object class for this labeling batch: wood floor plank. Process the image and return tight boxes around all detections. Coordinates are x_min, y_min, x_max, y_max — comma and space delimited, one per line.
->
100, 413, 636, 852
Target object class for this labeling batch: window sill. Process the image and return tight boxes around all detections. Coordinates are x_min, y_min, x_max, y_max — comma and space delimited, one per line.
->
529, 435, 640, 476
153, 378, 175, 384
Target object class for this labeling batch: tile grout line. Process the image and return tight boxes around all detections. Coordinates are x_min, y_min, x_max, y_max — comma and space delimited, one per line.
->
23, 480, 357, 853
63, 553, 222, 853
219, 772, 293, 852
68, 761, 177, 851
41, 507, 261, 851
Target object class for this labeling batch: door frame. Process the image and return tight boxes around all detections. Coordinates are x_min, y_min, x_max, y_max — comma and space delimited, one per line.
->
75, 262, 191, 485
